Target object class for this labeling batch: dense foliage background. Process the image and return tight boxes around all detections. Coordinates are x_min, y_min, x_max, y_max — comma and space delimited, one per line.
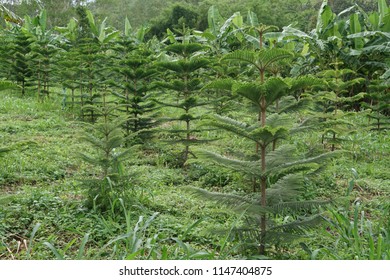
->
0, 0, 389, 260
0, 0, 381, 31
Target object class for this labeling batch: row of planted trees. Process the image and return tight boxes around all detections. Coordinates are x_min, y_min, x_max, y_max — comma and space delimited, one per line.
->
1, 2, 389, 124
0, 0, 389, 257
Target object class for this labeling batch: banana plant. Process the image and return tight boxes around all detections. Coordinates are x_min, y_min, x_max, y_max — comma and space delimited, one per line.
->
272, 3, 344, 74
85, 10, 119, 46
123, 17, 150, 45
378, 0, 390, 31
237, 11, 279, 50
55, 18, 78, 43
345, 2, 390, 79
0, 4, 23, 25
194, 6, 245, 54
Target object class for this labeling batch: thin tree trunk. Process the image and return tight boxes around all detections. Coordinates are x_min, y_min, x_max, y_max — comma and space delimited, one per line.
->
331, 132, 335, 151
259, 95, 267, 254
71, 88, 74, 109
260, 144, 267, 255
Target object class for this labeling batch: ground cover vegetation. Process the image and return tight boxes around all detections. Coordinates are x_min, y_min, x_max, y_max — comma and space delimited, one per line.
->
0, 0, 389, 260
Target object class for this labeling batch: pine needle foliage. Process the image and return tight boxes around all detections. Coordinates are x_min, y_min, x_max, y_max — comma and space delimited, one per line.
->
7, 26, 33, 95
314, 64, 366, 151
79, 104, 135, 212
57, 46, 81, 110
76, 37, 104, 122
71, 8, 115, 122
190, 45, 341, 256
0, 29, 12, 80
156, 42, 211, 166
361, 81, 390, 130
203, 60, 241, 115
110, 36, 159, 143
55, 19, 81, 111
27, 10, 58, 99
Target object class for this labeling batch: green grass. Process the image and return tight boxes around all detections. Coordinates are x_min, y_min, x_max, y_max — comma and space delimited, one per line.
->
0, 90, 389, 260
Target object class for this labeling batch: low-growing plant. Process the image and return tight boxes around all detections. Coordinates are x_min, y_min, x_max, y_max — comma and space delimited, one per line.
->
0, 221, 41, 260
44, 232, 90, 260
323, 203, 389, 260
300, 170, 389, 260
102, 199, 160, 260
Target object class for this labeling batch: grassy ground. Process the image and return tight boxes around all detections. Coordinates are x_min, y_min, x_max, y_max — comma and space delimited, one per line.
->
0, 90, 389, 260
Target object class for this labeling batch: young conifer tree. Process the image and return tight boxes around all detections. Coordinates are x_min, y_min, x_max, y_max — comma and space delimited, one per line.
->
0, 29, 11, 80
76, 35, 102, 122
27, 10, 57, 99
190, 47, 341, 256
72, 7, 109, 122
79, 100, 135, 211
8, 26, 32, 95
57, 46, 81, 110
362, 81, 390, 131
315, 63, 365, 151
156, 42, 210, 166
110, 21, 159, 144
56, 17, 86, 113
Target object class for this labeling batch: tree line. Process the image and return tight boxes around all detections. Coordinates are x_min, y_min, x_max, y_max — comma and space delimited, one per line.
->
1, 0, 381, 33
